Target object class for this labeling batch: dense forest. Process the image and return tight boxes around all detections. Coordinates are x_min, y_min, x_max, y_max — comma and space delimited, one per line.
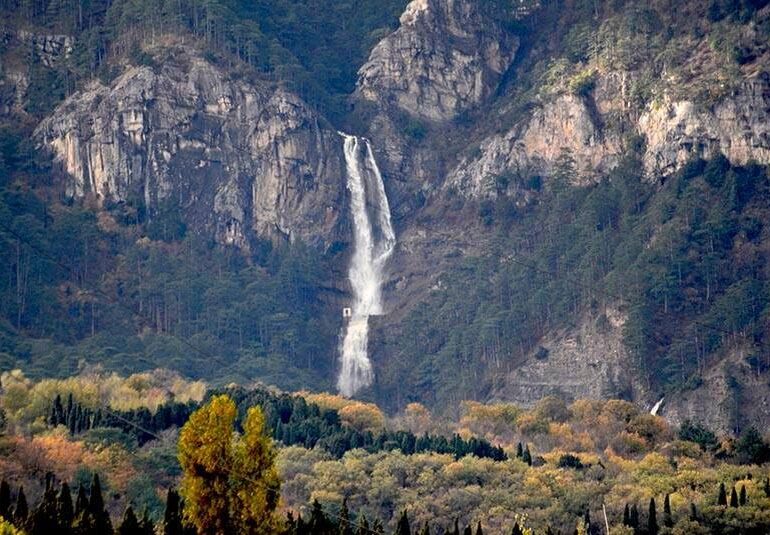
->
1, 371, 770, 534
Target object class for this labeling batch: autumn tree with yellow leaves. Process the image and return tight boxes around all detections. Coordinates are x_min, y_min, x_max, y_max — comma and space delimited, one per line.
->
178, 395, 281, 535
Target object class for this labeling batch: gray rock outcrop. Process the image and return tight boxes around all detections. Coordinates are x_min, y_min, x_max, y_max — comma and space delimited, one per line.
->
34, 46, 348, 250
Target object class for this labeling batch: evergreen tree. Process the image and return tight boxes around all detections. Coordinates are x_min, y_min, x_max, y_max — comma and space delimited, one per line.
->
689, 503, 698, 521
475, 521, 483, 535
516, 443, 523, 458
718, 483, 727, 506
58, 482, 74, 531
419, 522, 430, 535
622, 504, 630, 526
765, 478, 770, 497
356, 514, 370, 535
452, 519, 460, 535
117, 507, 140, 535
522, 445, 532, 466
511, 523, 522, 535
339, 499, 353, 535
648, 498, 658, 535
739, 484, 747, 506
583, 508, 590, 530
0, 480, 10, 520
629, 504, 639, 529
138, 509, 153, 535
663, 494, 672, 528
308, 500, 330, 534
462, 525, 471, 535
163, 489, 184, 535
730, 487, 739, 507
14, 486, 28, 527
30, 485, 60, 535
88, 474, 112, 535
395, 510, 411, 535
74, 485, 88, 517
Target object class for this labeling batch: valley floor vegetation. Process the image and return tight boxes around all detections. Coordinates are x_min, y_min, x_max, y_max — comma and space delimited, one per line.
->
0, 369, 769, 534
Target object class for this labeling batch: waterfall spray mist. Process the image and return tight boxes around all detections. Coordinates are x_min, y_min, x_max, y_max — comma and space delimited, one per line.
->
337, 133, 396, 397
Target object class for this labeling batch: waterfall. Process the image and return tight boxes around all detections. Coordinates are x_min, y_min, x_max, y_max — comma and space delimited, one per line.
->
650, 397, 664, 416
337, 133, 396, 397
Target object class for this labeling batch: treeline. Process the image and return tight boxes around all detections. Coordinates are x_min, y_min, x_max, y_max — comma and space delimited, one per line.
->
46, 387, 507, 461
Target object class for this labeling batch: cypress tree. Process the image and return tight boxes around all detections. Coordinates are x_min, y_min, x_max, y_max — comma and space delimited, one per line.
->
395, 510, 411, 535
622, 504, 630, 526
583, 508, 590, 530
452, 518, 460, 535
730, 487, 739, 508
0, 480, 10, 520
163, 489, 183, 535
462, 525, 471, 535
522, 445, 532, 466
138, 509, 153, 535
88, 474, 112, 535
74, 485, 88, 517
356, 514, 370, 535
339, 499, 353, 535
689, 503, 698, 521
663, 494, 672, 527
629, 504, 639, 528
475, 521, 483, 535
14, 486, 28, 526
648, 498, 658, 535
117, 506, 140, 535
718, 483, 727, 505
511, 523, 522, 535
764, 478, 770, 497
739, 484, 747, 506
30, 485, 60, 535
516, 443, 523, 458
58, 482, 74, 529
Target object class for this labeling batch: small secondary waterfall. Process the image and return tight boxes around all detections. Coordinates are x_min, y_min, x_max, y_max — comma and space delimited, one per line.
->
337, 133, 396, 397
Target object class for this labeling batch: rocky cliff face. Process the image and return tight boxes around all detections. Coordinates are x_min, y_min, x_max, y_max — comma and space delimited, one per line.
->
356, 0, 520, 122
447, 73, 770, 197
34, 45, 348, 250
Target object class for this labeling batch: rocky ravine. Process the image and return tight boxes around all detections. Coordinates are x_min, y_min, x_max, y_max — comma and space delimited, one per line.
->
35, 45, 349, 251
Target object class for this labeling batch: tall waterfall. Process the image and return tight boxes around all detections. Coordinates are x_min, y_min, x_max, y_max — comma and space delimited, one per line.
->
337, 133, 396, 397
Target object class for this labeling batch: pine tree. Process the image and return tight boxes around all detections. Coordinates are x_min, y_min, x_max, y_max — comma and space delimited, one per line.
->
663, 494, 672, 527
511, 523, 522, 535
522, 445, 532, 466
117, 506, 140, 535
138, 508, 153, 535
730, 486, 738, 507
58, 482, 74, 530
14, 486, 28, 527
356, 514, 370, 535
475, 521, 483, 535
718, 483, 727, 506
0, 480, 10, 520
339, 499, 353, 535
88, 474, 112, 535
163, 489, 184, 535
395, 510, 411, 535
622, 504, 630, 526
74, 486, 88, 517
516, 443, 523, 458
739, 485, 747, 506
30, 485, 60, 535
648, 498, 658, 535
629, 504, 639, 528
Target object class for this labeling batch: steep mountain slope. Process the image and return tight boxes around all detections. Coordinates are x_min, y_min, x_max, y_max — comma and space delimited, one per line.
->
2, 0, 770, 433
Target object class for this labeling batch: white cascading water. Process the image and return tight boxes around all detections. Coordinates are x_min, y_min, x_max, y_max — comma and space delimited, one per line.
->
337, 133, 396, 397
